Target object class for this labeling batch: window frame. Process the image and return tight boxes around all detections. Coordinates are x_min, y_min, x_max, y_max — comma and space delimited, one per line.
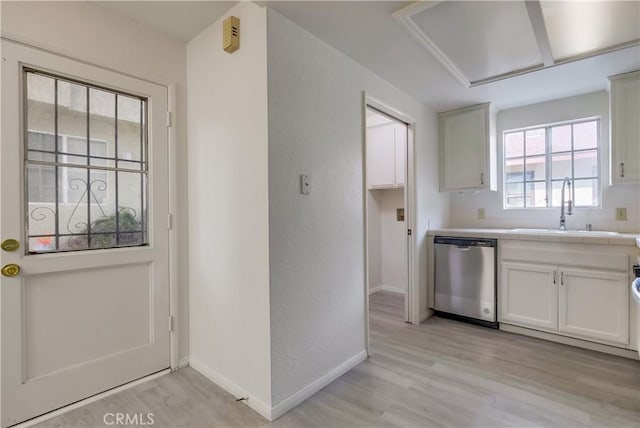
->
502, 117, 601, 210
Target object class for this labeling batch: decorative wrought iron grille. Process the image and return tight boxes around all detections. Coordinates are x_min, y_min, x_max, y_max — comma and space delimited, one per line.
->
25, 69, 148, 254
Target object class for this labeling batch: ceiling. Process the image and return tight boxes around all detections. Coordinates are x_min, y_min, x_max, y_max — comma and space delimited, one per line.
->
96, 1, 237, 42
95, 1, 640, 112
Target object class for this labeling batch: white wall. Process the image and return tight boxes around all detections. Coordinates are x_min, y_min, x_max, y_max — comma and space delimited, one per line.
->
379, 189, 407, 293
367, 192, 382, 291
266, 8, 447, 406
187, 1, 272, 412
368, 189, 407, 294
0, 0, 190, 362
449, 91, 640, 233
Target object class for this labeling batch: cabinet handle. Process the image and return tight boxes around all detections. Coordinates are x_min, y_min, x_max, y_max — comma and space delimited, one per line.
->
480, 173, 484, 185
560, 272, 565, 286
553, 271, 557, 285
620, 162, 625, 178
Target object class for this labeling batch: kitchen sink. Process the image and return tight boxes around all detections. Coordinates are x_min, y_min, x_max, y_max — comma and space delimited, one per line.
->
510, 228, 620, 236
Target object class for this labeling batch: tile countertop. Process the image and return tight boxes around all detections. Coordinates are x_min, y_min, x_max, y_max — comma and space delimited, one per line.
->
427, 228, 640, 247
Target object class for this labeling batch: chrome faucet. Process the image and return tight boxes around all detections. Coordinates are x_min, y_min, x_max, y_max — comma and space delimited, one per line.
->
559, 176, 573, 230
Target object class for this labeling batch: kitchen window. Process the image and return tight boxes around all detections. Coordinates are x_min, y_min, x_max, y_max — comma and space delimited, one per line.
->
503, 119, 600, 209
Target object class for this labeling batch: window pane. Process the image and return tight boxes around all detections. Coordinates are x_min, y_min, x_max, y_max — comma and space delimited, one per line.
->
505, 132, 524, 158
551, 124, 571, 153
525, 156, 546, 181
573, 121, 597, 150
25, 71, 149, 254
525, 129, 545, 156
525, 182, 547, 208
574, 150, 597, 178
505, 183, 524, 208
117, 95, 142, 161
89, 88, 116, 160
574, 178, 598, 206
550, 180, 565, 207
27, 73, 56, 152
27, 164, 57, 252
505, 157, 524, 182
58, 81, 87, 156
551, 153, 572, 180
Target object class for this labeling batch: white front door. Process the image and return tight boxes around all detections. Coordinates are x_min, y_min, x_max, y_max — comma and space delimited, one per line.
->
1, 42, 170, 427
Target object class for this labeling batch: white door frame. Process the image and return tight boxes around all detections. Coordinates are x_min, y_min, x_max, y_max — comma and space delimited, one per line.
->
0, 37, 179, 424
363, 93, 418, 354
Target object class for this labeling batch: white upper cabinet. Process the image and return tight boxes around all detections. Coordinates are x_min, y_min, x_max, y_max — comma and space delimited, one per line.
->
439, 102, 497, 192
367, 123, 406, 189
610, 71, 640, 184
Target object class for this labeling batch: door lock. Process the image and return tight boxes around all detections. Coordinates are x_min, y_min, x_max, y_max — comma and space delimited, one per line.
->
1, 264, 20, 277
1, 239, 19, 252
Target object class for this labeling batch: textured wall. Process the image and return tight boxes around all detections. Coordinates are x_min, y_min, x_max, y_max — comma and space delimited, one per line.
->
187, 1, 272, 409
267, 8, 447, 405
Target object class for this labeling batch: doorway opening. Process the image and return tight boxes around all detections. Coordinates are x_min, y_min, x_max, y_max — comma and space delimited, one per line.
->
365, 104, 412, 332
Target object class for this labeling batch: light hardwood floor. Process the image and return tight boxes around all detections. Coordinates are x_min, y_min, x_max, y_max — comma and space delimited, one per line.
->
36, 291, 639, 427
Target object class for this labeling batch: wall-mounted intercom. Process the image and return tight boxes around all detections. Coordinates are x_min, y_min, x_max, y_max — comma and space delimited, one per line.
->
223, 16, 240, 54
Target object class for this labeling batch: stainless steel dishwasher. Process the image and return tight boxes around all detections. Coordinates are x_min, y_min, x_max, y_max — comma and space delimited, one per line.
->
434, 236, 497, 328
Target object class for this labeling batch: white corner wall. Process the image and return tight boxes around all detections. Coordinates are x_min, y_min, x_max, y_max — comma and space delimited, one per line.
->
266, 8, 448, 408
368, 189, 407, 294
449, 91, 640, 232
0, 0, 190, 364
187, 1, 272, 415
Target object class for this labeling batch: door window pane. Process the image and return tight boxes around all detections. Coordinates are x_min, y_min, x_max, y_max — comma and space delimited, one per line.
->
25, 70, 148, 254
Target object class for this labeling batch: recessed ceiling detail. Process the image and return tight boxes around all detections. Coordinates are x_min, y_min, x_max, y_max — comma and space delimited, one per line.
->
393, 0, 640, 87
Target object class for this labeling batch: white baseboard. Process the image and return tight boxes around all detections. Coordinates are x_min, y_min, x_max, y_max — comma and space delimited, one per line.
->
368, 285, 383, 295
189, 357, 272, 420
369, 284, 405, 295
419, 309, 433, 323
178, 356, 190, 369
500, 324, 639, 360
270, 350, 367, 420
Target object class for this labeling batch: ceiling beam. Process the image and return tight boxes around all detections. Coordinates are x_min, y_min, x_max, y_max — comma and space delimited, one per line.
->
525, 0, 555, 67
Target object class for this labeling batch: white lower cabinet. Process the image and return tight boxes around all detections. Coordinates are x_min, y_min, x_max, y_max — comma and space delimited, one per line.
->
500, 262, 557, 331
559, 268, 629, 345
500, 262, 630, 346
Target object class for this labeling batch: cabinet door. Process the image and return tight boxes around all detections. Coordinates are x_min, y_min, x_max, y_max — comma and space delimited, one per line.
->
558, 268, 629, 345
611, 74, 640, 183
440, 106, 486, 191
367, 126, 395, 188
500, 262, 558, 331
394, 125, 406, 187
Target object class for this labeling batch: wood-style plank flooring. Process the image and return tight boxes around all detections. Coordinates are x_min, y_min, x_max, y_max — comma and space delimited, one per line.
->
36, 291, 639, 427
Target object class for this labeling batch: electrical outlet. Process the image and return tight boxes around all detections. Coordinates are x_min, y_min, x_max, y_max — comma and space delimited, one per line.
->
477, 208, 486, 220
615, 207, 627, 221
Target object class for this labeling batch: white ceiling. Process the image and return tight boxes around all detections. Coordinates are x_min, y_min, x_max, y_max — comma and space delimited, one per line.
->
96, 1, 640, 112
96, 1, 237, 42
267, 1, 640, 111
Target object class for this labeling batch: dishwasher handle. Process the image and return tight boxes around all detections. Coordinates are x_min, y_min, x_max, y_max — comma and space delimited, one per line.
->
434, 236, 497, 247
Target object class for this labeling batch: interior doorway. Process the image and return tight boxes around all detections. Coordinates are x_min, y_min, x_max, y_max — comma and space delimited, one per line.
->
365, 104, 412, 328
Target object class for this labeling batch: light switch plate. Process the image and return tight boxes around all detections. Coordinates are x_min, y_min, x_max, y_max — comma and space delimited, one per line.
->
615, 207, 627, 221
300, 174, 311, 195
478, 208, 486, 220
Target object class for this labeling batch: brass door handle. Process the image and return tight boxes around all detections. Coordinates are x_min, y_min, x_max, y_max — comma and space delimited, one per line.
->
1, 264, 20, 277
1, 239, 19, 252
